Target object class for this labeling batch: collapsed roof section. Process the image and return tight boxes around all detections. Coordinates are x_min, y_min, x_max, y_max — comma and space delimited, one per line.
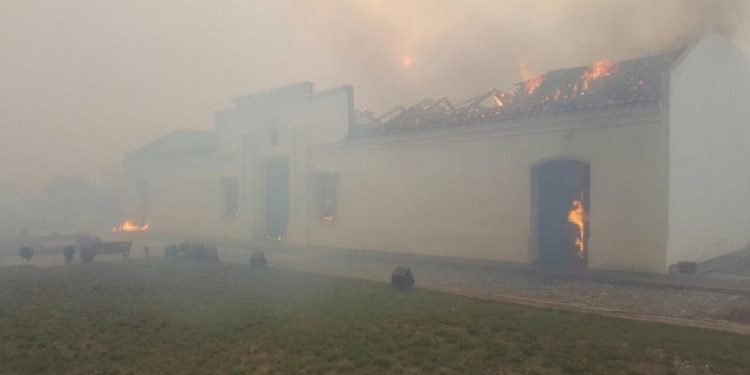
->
350, 49, 683, 139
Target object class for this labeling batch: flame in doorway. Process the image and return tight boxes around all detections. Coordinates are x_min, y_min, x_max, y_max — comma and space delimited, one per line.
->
568, 194, 585, 258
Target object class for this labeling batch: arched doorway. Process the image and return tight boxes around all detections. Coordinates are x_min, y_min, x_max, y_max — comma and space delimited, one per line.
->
531, 159, 590, 268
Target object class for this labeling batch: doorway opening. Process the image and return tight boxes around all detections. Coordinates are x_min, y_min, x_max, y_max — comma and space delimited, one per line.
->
265, 159, 289, 240
531, 159, 590, 269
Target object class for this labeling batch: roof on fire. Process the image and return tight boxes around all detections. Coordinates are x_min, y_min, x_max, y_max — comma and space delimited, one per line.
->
349, 49, 685, 139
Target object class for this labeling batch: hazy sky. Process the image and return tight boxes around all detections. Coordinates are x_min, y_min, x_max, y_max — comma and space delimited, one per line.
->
1, 0, 749, 190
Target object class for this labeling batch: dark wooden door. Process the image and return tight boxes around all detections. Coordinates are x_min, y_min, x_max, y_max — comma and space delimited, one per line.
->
534, 160, 589, 266
265, 160, 289, 238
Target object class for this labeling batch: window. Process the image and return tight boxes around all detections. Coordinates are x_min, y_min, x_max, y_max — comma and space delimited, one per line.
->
221, 177, 239, 217
313, 173, 337, 222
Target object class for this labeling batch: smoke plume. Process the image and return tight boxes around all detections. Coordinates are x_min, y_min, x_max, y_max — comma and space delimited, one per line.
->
0, 0, 748, 190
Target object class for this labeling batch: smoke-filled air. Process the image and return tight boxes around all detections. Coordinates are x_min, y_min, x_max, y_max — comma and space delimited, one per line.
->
3, 1, 750, 374
1, 0, 748, 192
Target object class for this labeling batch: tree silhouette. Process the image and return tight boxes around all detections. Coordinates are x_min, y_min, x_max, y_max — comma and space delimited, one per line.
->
19, 246, 34, 263
63, 245, 76, 265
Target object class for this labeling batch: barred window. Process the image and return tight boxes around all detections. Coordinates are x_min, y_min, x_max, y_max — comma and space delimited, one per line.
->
313, 173, 337, 222
221, 177, 239, 217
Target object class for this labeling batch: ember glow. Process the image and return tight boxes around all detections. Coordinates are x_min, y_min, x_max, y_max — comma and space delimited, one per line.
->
519, 63, 543, 94
402, 55, 413, 68
111, 221, 149, 232
568, 196, 585, 259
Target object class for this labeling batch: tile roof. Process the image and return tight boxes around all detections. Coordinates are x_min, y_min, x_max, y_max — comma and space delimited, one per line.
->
349, 49, 683, 139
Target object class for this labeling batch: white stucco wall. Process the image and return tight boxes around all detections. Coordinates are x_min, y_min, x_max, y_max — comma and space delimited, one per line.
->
667, 32, 750, 266
214, 84, 352, 150
307, 86, 352, 145
125, 84, 353, 243
126, 81, 679, 273
127, 157, 252, 242
301, 108, 670, 273
228, 86, 353, 240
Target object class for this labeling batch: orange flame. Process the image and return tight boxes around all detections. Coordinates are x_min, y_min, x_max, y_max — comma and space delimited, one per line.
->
581, 59, 615, 92
568, 197, 585, 259
585, 59, 615, 80
519, 63, 543, 95
111, 221, 149, 232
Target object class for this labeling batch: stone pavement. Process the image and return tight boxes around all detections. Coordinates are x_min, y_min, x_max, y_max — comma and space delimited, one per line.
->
221, 243, 750, 334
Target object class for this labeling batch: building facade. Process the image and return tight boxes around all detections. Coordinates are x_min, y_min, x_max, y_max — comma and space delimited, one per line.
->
124, 32, 750, 274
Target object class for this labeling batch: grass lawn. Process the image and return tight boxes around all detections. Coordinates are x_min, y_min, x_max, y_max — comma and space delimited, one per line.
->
1, 259, 749, 375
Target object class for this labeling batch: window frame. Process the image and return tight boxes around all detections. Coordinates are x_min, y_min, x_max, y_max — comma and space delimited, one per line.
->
220, 176, 240, 218
311, 172, 337, 223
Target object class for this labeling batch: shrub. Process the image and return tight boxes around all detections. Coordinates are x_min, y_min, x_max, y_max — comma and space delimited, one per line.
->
164, 244, 179, 257
80, 246, 96, 264
187, 245, 218, 262
164, 242, 219, 262
63, 245, 76, 265
250, 252, 268, 268
19, 246, 34, 263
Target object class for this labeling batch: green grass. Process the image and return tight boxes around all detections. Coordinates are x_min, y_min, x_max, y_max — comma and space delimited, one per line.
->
1, 259, 749, 375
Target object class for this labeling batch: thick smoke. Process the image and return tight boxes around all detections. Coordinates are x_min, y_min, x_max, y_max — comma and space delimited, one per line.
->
0, 0, 748, 191
287, 0, 750, 111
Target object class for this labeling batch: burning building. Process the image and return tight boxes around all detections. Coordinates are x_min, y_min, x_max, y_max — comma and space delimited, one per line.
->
124, 32, 750, 274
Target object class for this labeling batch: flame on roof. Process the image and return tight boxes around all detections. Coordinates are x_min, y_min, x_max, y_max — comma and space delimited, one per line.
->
350, 50, 683, 139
